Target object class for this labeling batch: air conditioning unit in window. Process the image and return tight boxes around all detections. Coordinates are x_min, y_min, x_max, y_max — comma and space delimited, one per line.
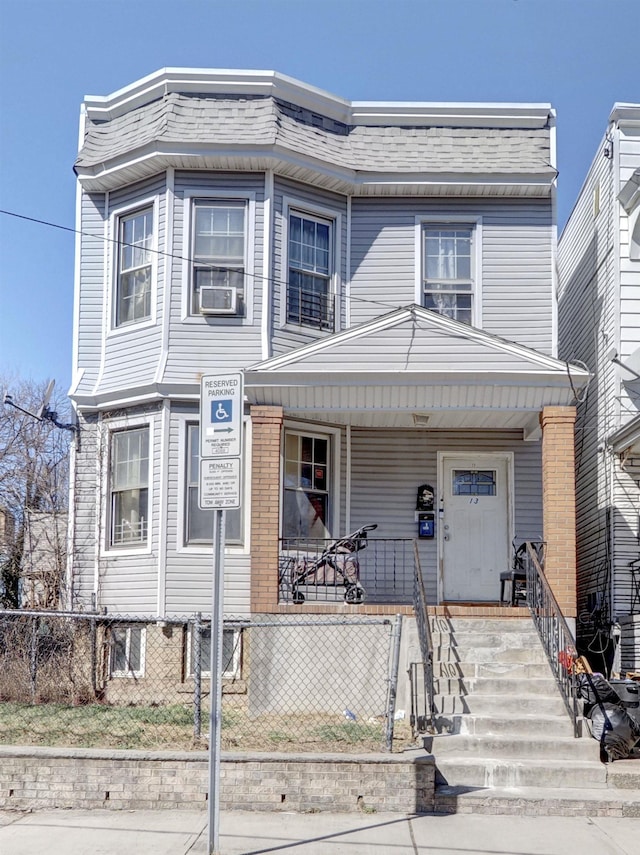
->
199, 285, 238, 315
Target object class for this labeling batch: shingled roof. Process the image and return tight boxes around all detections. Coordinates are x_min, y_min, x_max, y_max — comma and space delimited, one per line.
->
76, 91, 553, 177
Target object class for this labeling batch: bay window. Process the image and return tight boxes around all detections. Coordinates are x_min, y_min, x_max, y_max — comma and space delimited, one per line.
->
109, 427, 149, 547
191, 200, 246, 315
287, 211, 333, 330
115, 207, 153, 326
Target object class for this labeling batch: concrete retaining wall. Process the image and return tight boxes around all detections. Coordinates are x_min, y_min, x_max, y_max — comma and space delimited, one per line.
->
0, 746, 434, 813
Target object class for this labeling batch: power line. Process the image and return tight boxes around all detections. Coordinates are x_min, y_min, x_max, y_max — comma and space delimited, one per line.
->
0, 207, 401, 314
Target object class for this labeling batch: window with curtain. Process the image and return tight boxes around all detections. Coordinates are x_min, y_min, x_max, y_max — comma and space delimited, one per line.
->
423, 226, 474, 324
282, 431, 330, 539
287, 212, 333, 330
191, 200, 246, 314
109, 427, 149, 546
116, 208, 153, 326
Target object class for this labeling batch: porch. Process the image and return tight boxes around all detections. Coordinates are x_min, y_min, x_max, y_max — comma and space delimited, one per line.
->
244, 305, 590, 618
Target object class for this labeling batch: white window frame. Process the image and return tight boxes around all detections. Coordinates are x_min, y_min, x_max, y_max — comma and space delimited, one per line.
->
110, 625, 146, 678
108, 196, 159, 334
181, 189, 255, 324
280, 197, 342, 334
414, 215, 482, 328
101, 416, 154, 558
175, 413, 251, 554
186, 625, 241, 679
280, 422, 341, 540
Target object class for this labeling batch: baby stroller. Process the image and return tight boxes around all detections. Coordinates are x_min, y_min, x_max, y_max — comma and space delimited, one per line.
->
280, 524, 377, 605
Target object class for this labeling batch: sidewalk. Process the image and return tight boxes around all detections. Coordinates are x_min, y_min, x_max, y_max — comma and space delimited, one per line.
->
1, 808, 639, 855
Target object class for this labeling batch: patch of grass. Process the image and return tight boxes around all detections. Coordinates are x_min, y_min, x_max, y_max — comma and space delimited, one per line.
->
312, 722, 384, 745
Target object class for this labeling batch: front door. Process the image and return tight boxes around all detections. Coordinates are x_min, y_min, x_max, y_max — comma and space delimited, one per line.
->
440, 454, 511, 602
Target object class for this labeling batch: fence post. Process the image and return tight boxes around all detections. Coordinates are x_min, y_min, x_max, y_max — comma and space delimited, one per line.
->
29, 616, 38, 703
385, 614, 403, 752
193, 613, 202, 741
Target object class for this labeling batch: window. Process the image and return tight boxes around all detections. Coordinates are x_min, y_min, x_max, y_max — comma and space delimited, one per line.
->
110, 626, 145, 677
186, 423, 242, 544
283, 431, 330, 539
452, 470, 497, 496
116, 208, 153, 326
287, 212, 333, 330
423, 226, 474, 324
109, 427, 149, 547
187, 626, 240, 678
191, 200, 246, 315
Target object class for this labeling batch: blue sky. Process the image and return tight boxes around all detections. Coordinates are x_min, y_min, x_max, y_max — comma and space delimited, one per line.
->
0, 0, 638, 398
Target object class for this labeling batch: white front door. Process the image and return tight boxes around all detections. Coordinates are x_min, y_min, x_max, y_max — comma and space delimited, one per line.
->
440, 454, 512, 602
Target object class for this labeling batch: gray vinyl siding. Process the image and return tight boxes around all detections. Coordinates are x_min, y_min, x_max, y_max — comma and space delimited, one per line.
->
349, 198, 554, 354
94, 176, 167, 395
162, 171, 265, 384
558, 130, 622, 634
349, 428, 542, 603
92, 405, 162, 615
69, 413, 100, 609
163, 402, 251, 616
618, 129, 640, 384
612, 466, 640, 616
75, 192, 108, 394
271, 177, 348, 355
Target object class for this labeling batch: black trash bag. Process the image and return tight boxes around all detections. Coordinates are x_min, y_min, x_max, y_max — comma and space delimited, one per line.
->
589, 702, 640, 762
576, 673, 620, 706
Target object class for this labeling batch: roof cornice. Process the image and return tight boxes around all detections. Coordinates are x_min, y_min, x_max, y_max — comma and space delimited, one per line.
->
609, 103, 640, 127
82, 67, 553, 129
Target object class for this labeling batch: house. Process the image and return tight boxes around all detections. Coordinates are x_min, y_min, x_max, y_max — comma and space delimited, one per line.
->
67, 68, 589, 693
558, 103, 640, 675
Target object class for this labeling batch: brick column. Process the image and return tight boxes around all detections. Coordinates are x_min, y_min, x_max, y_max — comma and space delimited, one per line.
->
541, 406, 577, 617
250, 405, 284, 613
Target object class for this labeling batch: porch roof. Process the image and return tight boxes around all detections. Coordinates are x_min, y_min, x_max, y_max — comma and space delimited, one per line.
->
244, 306, 590, 433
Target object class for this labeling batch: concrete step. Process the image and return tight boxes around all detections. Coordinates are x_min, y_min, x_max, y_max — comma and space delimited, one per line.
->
433, 645, 548, 665
433, 693, 567, 717
434, 784, 640, 817
434, 756, 607, 789
427, 732, 597, 761
431, 631, 542, 650
451, 713, 576, 738
429, 618, 534, 634
436, 660, 551, 679
433, 676, 559, 696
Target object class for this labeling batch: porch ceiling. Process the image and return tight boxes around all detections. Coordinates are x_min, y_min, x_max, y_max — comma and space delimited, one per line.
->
244, 306, 590, 432
244, 374, 581, 433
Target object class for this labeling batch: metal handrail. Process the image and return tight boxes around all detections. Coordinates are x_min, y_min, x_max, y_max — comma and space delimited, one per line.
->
412, 540, 436, 733
523, 541, 583, 737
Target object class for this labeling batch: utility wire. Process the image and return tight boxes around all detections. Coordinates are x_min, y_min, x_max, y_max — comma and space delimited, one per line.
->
0, 208, 401, 315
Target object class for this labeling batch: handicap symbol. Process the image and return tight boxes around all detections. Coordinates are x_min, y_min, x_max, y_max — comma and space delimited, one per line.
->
211, 399, 232, 423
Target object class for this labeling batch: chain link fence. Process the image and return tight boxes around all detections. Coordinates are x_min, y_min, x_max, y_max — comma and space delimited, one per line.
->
0, 610, 411, 753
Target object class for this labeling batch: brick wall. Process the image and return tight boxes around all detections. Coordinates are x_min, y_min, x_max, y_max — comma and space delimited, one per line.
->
541, 406, 578, 617
0, 747, 434, 813
250, 406, 284, 612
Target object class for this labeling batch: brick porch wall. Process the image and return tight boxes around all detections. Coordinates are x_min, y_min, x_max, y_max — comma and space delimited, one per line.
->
250, 406, 284, 613
541, 406, 578, 617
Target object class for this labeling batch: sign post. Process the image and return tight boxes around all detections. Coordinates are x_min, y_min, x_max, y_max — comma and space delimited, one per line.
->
199, 372, 243, 855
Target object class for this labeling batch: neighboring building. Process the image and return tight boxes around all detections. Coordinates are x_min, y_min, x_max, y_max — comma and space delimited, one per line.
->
68, 69, 589, 687
21, 510, 68, 610
558, 103, 640, 674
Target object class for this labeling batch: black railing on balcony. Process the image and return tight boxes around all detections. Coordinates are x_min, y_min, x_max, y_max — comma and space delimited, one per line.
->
286, 283, 334, 331
278, 537, 414, 605
522, 541, 583, 738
